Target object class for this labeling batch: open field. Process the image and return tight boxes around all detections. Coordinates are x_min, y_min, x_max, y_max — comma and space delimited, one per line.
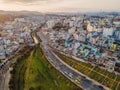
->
9, 46, 81, 90
55, 51, 120, 90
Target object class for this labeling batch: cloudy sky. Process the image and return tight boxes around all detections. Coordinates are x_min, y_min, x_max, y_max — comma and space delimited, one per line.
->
0, 0, 120, 12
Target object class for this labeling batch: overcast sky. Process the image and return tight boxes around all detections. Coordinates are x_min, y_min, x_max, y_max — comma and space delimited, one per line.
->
0, 0, 120, 12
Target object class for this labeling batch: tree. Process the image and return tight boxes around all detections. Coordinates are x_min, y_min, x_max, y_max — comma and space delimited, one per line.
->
29, 87, 35, 90
117, 53, 120, 59
0, 59, 1, 63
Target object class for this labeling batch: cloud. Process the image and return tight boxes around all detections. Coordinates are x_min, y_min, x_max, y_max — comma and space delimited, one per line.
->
3, 0, 59, 4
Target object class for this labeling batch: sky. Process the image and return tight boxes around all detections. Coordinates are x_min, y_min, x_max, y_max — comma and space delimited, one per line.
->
0, 0, 120, 12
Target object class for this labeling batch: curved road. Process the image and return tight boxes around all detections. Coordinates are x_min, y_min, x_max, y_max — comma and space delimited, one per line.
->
34, 30, 110, 90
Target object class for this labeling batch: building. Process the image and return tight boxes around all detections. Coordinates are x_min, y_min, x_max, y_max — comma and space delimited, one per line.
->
113, 28, 120, 41
46, 20, 56, 29
102, 27, 115, 37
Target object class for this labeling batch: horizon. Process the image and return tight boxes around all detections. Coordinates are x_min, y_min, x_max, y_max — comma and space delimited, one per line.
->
0, 0, 120, 12
1, 10, 120, 13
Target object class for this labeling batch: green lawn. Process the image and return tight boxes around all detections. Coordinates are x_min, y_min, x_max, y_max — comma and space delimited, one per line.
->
55, 51, 120, 90
9, 46, 81, 90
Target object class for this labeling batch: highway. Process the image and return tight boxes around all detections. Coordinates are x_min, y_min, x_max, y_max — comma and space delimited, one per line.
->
37, 30, 110, 90
45, 48, 106, 90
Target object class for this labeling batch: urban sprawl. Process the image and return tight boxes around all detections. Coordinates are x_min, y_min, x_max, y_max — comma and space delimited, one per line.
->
0, 13, 120, 90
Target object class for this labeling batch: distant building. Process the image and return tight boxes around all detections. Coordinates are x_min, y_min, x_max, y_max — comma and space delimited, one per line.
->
46, 20, 55, 29
113, 18, 120, 26
68, 27, 76, 35
87, 22, 94, 32
113, 28, 120, 41
102, 27, 115, 37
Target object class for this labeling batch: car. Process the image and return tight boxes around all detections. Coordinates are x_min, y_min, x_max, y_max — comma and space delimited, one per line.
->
68, 73, 73, 78
77, 76, 81, 80
92, 85, 105, 90
98, 85, 104, 90
64, 71, 68, 75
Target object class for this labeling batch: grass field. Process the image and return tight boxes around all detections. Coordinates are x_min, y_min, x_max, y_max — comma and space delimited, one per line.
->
9, 46, 81, 90
55, 51, 120, 90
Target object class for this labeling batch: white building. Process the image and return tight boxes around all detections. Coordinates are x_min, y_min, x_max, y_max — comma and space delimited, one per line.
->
69, 20, 74, 27
68, 27, 76, 35
102, 27, 115, 37
46, 20, 55, 29
87, 22, 94, 32
73, 33, 79, 40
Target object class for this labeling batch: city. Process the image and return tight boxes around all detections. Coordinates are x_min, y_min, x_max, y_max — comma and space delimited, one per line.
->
0, 0, 120, 90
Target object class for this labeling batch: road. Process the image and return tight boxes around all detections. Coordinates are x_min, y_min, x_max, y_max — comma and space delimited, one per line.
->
0, 59, 11, 90
0, 45, 29, 90
0, 26, 41, 90
36, 30, 110, 90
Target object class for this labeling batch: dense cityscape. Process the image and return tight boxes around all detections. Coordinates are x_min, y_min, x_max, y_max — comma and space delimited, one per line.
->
0, 0, 120, 90
0, 11, 120, 90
